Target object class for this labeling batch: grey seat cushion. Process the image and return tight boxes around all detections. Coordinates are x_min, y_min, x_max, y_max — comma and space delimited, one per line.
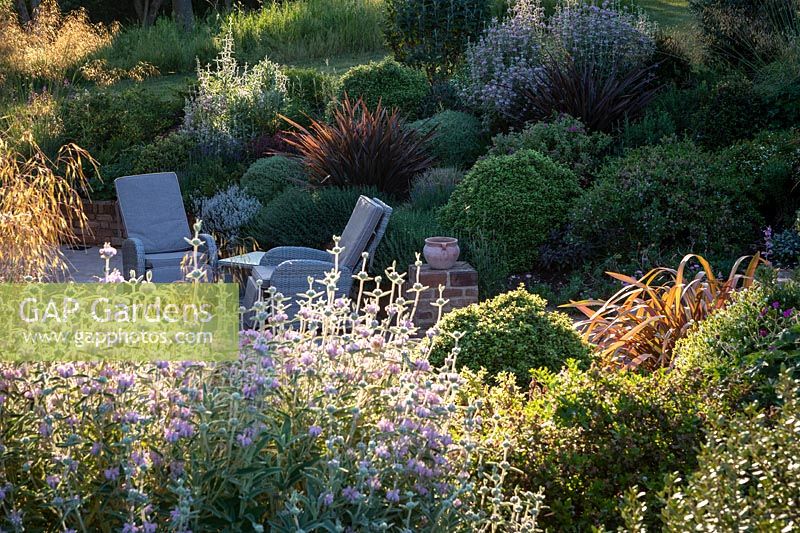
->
145, 250, 192, 269
252, 265, 275, 283
115, 172, 192, 254
339, 196, 384, 271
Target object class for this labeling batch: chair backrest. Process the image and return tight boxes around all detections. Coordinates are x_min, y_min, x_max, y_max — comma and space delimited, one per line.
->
115, 172, 192, 254
365, 197, 393, 271
338, 196, 384, 271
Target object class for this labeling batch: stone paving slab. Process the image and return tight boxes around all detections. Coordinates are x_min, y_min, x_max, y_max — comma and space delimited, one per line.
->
61, 246, 122, 282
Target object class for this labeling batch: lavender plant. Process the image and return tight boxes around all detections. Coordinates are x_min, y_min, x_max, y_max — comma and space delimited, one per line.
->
0, 238, 546, 530
182, 30, 288, 157
192, 185, 261, 251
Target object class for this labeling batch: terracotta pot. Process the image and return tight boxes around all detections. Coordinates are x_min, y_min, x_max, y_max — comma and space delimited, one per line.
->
423, 236, 460, 270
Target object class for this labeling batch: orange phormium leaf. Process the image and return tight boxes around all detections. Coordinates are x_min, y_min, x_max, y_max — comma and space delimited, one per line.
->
571, 254, 763, 372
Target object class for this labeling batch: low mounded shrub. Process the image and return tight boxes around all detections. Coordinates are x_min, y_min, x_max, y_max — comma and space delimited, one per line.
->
568, 140, 763, 266
192, 184, 261, 248
488, 115, 611, 184
338, 57, 430, 119
429, 286, 590, 383
409, 167, 464, 211
440, 149, 581, 272
671, 281, 800, 409
690, 74, 768, 148
282, 67, 339, 126
654, 371, 800, 533
104, 131, 195, 181
372, 207, 443, 275
409, 110, 487, 169
243, 186, 381, 251
463, 362, 706, 530
240, 156, 306, 205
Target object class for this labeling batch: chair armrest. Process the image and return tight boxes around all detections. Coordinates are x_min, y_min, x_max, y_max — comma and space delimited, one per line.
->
198, 233, 219, 280
261, 246, 333, 267
122, 238, 146, 279
270, 260, 353, 299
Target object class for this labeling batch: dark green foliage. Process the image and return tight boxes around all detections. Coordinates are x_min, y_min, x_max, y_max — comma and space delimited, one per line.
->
651, 31, 694, 87
283, 67, 339, 126
463, 363, 705, 530
243, 186, 381, 251
384, 0, 491, 78
618, 108, 677, 150
409, 167, 463, 211
755, 54, 800, 129
372, 207, 443, 275
409, 111, 486, 169
179, 155, 245, 204
440, 150, 581, 272
718, 129, 800, 227
338, 58, 429, 119
690, 74, 768, 147
569, 140, 763, 267
430, 287, 590, 383
771, 228, 800, 268
488, 116, 611, 184
104, 131, 195, 179
689, 0, 798, 67
241, 156, 307, 205
652, 371, 800, 532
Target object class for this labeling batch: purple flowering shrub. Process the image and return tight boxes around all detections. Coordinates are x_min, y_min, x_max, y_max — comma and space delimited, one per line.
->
460, 0, 656, 123
0, 241, 545, 531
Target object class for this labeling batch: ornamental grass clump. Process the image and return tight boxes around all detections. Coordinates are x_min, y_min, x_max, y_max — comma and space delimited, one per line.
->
0, 246, 545, 531
0, 132, 95, 282
565, 254, 763, 371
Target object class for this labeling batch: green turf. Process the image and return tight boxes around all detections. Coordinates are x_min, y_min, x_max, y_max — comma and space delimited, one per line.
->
638, 0, 692, 29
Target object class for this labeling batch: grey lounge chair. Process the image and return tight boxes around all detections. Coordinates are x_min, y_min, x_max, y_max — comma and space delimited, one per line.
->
115, 172, 219, 282
243, 195, 392, 323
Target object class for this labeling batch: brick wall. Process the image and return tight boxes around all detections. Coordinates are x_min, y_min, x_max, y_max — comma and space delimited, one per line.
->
407, 261, 479, 331
73, 200, 125, 246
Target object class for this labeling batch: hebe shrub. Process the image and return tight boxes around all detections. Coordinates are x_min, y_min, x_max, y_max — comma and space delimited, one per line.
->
240, 155, 306, 205
105, 131, 195, 178
384, 0, 491, 78
488, 115, 611, 183
338, 58, 429, 119
282, 67, 339, 126
244, 186, 381, 250
631, 371, 800, 532
430, 287, 589, 383
463, 363, 706, 530
409, 110, 487, 169
440, 149, 581, 271
409, 167, 464, 210
569, 140, 763, 266
690, 74, 768, 147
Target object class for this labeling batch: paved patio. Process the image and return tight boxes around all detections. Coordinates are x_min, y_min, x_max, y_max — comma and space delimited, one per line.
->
62, 246, 122, 282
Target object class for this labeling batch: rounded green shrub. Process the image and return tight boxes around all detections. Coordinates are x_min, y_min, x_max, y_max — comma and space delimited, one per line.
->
461, 363, 706, 530
440, 150, 581, 272
409, 167, 464, 210
488, 115, 611, 183
568, 140, 763, 266
409, 110, 487, 168
429, 287, 590, 383
243, 186, 381, 251
338, 57, 429, 119
283, 67, 339, 126
241, 156, 307, 205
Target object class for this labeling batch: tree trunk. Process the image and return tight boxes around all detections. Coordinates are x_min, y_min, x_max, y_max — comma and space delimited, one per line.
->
172, 0, 194, 32
14, 0, 31, 24
133, 0, 165, 27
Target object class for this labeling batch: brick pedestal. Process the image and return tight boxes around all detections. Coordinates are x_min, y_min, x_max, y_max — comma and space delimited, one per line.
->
407, 261, 478, 330
73, 200, 125, 246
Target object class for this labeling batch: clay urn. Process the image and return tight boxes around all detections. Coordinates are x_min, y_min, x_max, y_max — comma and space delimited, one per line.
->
423, 236, 460, 270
